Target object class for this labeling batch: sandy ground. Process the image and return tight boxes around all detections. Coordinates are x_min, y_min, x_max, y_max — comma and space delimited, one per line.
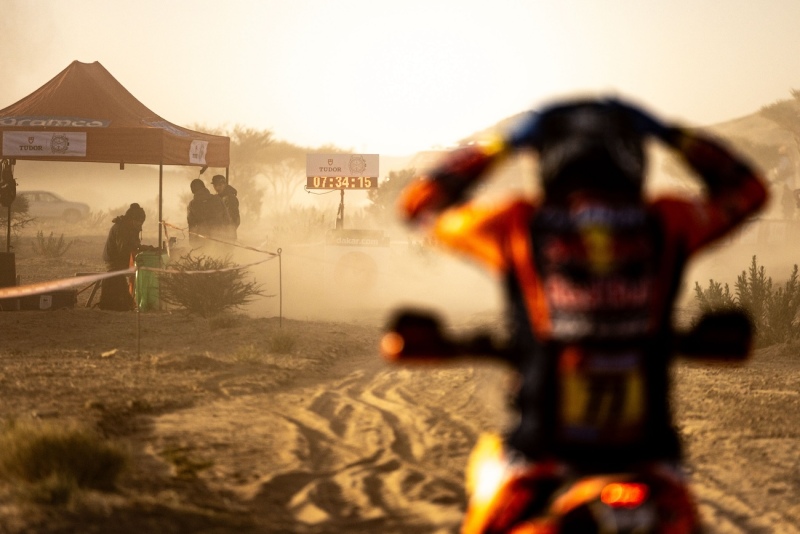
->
0, 223, 798, 533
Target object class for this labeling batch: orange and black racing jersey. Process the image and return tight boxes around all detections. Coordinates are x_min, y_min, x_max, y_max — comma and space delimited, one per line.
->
399, 129, 767, 469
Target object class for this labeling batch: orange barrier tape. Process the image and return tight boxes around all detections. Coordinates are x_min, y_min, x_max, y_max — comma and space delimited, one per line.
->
0, 268, 136, 299
0, 254, 276, 300
161, 221, 279, 256
139, 255, 276, 275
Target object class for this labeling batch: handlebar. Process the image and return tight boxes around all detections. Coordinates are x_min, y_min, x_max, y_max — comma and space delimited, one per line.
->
381, 308, 753, 364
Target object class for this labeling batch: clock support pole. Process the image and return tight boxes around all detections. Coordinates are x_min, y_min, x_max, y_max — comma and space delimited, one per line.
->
335, 188, 345, 229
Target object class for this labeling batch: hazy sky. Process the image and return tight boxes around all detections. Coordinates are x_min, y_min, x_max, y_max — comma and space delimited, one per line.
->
2, 0, 799, 155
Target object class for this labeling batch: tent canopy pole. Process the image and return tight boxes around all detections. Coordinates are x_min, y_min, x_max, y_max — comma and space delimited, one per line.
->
158, 164, 163, 250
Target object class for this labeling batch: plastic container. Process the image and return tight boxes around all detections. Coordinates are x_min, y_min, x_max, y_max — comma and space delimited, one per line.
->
134, 250, 166, 311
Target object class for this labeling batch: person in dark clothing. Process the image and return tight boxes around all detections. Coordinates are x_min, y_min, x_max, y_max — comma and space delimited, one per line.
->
98, 203, 146, 311
398, 97, 767, 532
211, 174, 240, 241
187, 178, 225, 247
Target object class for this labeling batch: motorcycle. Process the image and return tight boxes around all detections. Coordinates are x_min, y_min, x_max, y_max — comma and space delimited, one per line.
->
380, 308, 752, 534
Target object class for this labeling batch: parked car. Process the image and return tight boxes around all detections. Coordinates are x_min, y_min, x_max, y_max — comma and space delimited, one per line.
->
16, 190, 91, 223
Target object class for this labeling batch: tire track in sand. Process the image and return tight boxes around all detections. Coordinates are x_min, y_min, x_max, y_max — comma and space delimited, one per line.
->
151, 358, 510, 533
152, 352, 798, 533
251, 366, 483, 532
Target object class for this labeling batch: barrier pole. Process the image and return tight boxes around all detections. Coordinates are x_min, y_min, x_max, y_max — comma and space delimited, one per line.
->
158, 164, 163, 250
136, 265, 141, 359
5, 205, 10, 253
136, 306, 141, 359
278, 248, 283, 327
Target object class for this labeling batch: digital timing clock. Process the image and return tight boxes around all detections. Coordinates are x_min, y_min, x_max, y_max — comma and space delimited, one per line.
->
306, 176, 377, 189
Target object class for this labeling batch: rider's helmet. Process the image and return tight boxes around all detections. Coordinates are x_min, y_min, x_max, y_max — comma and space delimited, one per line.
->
534, 101, 646, 201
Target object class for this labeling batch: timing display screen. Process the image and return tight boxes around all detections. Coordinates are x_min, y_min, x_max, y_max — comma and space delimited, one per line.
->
306, 176, 377, 189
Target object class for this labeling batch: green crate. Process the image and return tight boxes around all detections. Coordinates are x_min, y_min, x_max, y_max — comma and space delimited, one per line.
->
135, 251, 166, 311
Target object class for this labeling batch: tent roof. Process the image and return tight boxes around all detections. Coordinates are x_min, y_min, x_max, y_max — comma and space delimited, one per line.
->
0, 61, 229, 167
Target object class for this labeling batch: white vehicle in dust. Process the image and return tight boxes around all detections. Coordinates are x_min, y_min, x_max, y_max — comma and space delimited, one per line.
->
16, 190, 90, 223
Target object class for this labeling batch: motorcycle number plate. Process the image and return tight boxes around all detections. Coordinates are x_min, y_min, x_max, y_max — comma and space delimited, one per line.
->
603, 504, 658, 531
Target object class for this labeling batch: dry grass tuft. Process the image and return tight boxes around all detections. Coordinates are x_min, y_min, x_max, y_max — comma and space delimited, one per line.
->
32, 231, 75, 258
267, 330, 297, 354
208, 312, 247, 330
0, 419, 128, 504
158, 446, 213, 478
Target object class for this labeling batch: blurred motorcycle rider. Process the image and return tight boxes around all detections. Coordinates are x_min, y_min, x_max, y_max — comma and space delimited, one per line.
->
99, 202, 146, 311
398, 97, 767, 532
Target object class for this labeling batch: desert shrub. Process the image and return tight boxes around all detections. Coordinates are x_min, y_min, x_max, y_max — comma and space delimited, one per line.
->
693, 279, 736, 312
0, 419, 128, 504
759, 264, 800, 346
232, 344, 263, 364
32, 231, 74, 258
734, 256, 772, 328
159, 251, 266, 318
267, 330, 297, 354
694, 255, 800, 347
79, 209, 108, 229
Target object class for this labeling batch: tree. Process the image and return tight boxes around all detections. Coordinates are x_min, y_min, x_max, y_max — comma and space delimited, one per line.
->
0, 194, 33, 249
186, 124, 273, 222
227, 126, 274, 221
186, 125, 350, 223
261, 160, 305, 214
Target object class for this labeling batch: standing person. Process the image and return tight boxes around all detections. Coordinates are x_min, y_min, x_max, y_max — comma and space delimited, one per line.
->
187, 178, 225, 247
396, 97, 768, 532
211, 174, 240, 241
98, 203, 146, 311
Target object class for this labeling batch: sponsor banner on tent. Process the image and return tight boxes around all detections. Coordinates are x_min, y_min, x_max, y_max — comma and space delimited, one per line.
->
2, 131, 87, 157
189, 140, 208, 164
0, 116, 109, 128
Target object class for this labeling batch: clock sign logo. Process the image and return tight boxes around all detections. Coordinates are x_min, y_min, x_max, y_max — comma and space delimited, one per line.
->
50, 134, 70, 154
349, 155, 367, 175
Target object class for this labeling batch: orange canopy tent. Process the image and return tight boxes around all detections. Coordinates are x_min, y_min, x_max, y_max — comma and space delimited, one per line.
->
0, 60, 230, 247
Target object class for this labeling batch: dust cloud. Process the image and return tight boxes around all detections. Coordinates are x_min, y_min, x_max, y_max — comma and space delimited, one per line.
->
11, 159, 193, 242
10, 134, 795, 330
6, 160, 490, 332
241, 234, 503, 328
